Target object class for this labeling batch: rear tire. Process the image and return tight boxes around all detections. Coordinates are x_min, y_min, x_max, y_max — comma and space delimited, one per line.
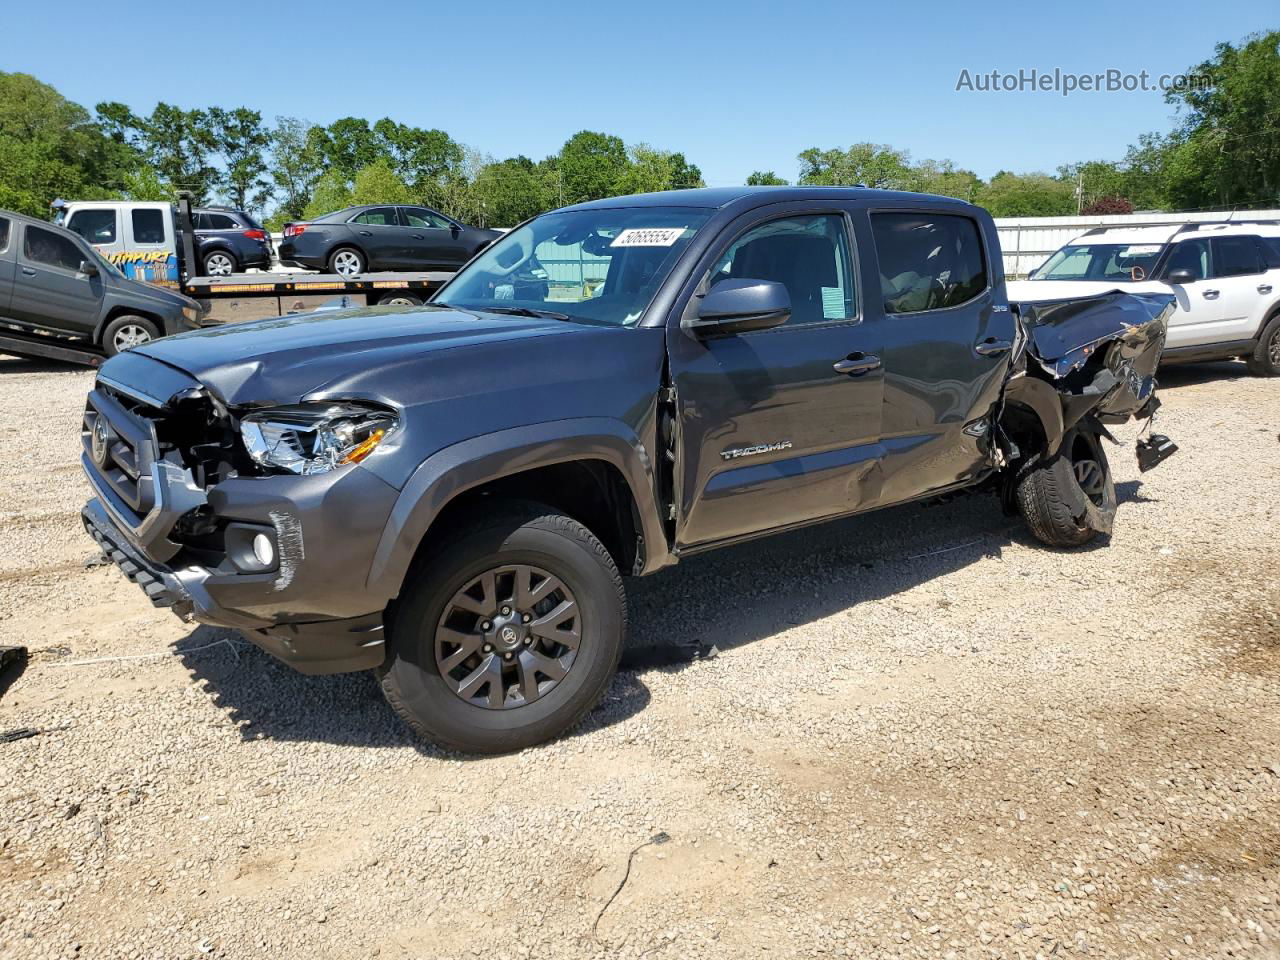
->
377, 292, 423, 306
1015, 427, 1116, 548
102, 315, 161, 357
328, 247, 366, 276
202, 250, 237, 277
1245, 313, 1280, 377
378, 502, 625, 754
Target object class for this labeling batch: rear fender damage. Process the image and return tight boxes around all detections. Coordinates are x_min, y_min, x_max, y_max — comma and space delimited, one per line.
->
995, 291, 1175, 530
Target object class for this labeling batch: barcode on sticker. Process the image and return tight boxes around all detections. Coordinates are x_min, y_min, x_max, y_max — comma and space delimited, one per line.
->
610, 228, 686, 248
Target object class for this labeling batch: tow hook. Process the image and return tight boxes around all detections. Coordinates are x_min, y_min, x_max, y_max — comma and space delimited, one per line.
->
1136, 433, 1179, 472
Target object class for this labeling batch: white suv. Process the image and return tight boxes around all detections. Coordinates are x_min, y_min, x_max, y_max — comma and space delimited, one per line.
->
1009, 221, 1280, 376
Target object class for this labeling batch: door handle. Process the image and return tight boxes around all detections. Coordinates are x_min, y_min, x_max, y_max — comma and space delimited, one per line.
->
21, 267, 36, 276
1202, 289, 1220, 299
974, 337, 1013, 357
358, 230, 373, 237
1259, 284, 1273, 294
411, 234, 424, 240
832, 352, 881, 375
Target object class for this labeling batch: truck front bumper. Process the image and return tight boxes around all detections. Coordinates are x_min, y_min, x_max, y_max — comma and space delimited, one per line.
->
82, 496, 387, 675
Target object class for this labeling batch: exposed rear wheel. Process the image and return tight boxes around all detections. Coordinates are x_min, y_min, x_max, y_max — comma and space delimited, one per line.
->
1246, 313, 1280, 376
102, 315, 160, 357
379, 503, 625, 754
329, 247, 366, 276
377, 292, 423, 306
1015, 426, 1116, 548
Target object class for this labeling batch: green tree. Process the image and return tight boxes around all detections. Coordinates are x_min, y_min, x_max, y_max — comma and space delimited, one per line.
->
350, 158, 413, 205
268, 116, 324, 223
0, 72, 135, 214
612, 144, 705, 195
797, 143, 914, 188
372, 118, 463, 194
301, 169, 353, 219
210, 106, 271, 212
556, 131, 628, 203
313, 117, 382, 182
1163, 30, 1280, 208
120, 165, 173, 202
471, 155, 549, 227
746, 170, 788, 185
98, 100, 219, 203
976, 172, 1076, 217
908, 159, 982, 202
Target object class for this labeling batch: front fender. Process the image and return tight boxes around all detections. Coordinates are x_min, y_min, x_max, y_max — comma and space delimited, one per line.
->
1003, 375, 1066, 455
365, 417, 670, 600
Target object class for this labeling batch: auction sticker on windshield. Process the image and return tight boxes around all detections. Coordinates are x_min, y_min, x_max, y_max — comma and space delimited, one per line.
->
611, 228, 687, 248
1121, 245, 1162, 256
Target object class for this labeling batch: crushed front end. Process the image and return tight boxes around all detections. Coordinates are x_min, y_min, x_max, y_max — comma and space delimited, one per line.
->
80, 351, 396, 674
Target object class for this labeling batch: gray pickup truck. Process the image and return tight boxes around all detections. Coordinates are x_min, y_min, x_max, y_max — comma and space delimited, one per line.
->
0, 208, 202, 357
80, 187, 1173, 753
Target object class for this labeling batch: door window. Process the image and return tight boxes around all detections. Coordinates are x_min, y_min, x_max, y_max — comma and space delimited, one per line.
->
871, 212, 988, 314
67, 209, 117, 245
204, 213, 238, 230
404, 207, 452, 229
25, 225, 86, 272
707, 215, 855, 325
351, 207, 398, 226
0, 217, 9, 253
1211, 236, 1263, 278
1259, 237, 1280, 271
131, 209, 166, 244
1163, 238, 1209, 280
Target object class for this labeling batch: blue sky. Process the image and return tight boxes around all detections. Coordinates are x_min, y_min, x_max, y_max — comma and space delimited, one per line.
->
5, 0, 1276, 185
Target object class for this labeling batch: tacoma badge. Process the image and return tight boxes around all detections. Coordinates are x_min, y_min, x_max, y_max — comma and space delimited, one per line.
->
721, 441, 793, 461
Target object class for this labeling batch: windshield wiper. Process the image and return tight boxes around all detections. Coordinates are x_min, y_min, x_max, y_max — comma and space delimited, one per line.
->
483, 305, 574, 321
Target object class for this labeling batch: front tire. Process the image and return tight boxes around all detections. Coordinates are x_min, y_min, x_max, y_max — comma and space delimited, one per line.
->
102, 315, 160, 357
1015, 426, 1116, 548
1246, 313, 1280, 376
379, 503, 625, 754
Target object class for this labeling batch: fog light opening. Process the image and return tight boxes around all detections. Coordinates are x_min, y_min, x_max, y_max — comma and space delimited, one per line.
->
252, 533, 275, 568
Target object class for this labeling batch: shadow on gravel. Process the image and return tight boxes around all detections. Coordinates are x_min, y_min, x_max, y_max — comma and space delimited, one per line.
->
0, 354, 85, 375
1116, 479, 1156, 505
175, 625, 651, 756
176, 485, 1101, 750
1156, 360, 1251, 388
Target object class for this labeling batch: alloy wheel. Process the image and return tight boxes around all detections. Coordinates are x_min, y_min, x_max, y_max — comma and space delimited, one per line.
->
205, 253, 234, 276
1073, 457, 1106, 506
1269, 327, 1280, 367
112, 324, 153, 352
333, 250, 363, 276
434, 564, 581, 710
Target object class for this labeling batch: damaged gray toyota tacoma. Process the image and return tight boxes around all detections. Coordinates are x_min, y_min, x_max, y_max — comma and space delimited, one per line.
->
80, 187, 1175, 753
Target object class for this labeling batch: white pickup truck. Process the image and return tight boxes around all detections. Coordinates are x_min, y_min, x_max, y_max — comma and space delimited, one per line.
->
1009, 221, 1280, 376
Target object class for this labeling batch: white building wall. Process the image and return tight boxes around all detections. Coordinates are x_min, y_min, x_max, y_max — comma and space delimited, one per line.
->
994, 210, 1280, 278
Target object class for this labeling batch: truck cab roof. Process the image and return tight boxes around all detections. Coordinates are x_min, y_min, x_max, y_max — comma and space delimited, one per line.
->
562, 186, 979, 212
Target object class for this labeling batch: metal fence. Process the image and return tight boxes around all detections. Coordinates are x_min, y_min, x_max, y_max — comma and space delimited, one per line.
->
995, 209, 1280, 279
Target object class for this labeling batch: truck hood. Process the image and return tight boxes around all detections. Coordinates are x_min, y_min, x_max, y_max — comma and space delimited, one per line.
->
133, 305, 592, 406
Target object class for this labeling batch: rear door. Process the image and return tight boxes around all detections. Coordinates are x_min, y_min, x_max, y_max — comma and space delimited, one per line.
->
10, 222, 104, 334
348, 207, 403, 269
667, 207, 885, 548
123, 206, 179, 288
0, 216, 13, 316
866, 207, 1015, 504
1209, 235, 1269, 343
402, 206, 463, 267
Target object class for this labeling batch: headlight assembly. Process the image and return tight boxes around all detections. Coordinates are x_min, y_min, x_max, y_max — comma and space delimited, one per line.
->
182, 305, 200, 323
239, 402, 399, 475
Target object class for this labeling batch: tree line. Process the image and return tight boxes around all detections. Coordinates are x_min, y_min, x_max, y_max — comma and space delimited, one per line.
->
0, 29, 1275, 228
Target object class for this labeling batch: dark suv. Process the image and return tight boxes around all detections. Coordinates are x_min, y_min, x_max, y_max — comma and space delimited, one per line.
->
193, 207, 272, 276
279, 204, 501, 275
80, 187, 1173, 754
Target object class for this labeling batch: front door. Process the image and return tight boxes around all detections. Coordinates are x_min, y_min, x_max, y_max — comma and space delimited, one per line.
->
10, 222, 104, 335
668, 210, 885, 549
402, 207, 462, 267
865, 209, 1016, 504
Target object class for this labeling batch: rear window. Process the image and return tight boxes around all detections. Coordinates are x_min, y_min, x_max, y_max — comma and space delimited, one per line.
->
131, 209, 166, 244
871, 212, 988, 314
201, 212, 238, 230
24, 224, 85, 272
67, 209, 117, 245
1211, 236, 1263, 278
1258, 237, 1280, 271
351, 207, 398, 226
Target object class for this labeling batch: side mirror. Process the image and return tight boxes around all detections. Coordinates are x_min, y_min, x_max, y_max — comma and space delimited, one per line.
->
1165, 268, 1197, 285
450, 224, 461, 238
79, 260, 99, 277
683, 278, 790, 337
1025, 268, 1037, 280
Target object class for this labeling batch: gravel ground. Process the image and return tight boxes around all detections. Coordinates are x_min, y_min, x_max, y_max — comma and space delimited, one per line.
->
1, 353, 1278, 960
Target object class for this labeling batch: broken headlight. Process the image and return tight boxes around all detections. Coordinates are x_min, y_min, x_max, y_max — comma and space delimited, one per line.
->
239, 402, 398, 475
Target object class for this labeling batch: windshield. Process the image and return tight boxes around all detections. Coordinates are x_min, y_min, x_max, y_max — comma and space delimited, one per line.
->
1035, 243, 1165, 282
434, 207, 712, 326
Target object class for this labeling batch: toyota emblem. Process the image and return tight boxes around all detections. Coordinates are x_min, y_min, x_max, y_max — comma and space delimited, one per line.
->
91, 419, 110, 465
500, 626, 518, 643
